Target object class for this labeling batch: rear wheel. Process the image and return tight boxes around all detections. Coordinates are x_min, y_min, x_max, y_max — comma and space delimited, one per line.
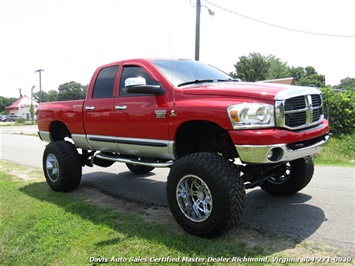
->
43, 141, 82, 192
126, 163, 155, 174
167, 152, 246, 238
260, 156, 314, 195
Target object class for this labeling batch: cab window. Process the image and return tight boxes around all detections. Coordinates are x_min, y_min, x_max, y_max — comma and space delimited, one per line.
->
92, 65, 119, 98
119, 66, 158, 97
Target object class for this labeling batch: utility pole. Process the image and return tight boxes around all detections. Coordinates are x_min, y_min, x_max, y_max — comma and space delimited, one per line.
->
35, 69, 44, 103
30, 85, 36, 124
194, 0, 214, 61
195, 0, 201, 61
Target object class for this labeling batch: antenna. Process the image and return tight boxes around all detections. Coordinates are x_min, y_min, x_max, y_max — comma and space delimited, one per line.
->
168, 35, 176, 107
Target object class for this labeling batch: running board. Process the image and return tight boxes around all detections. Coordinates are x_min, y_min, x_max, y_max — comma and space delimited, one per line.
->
95, 153, 173, 168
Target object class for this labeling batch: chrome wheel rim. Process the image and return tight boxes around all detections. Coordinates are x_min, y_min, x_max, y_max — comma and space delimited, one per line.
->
46, 153, 59, 182
176, 175, 212, 222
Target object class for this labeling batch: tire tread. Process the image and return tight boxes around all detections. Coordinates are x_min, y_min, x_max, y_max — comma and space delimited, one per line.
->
167, 152, 246, 237
43, 141, 82, 192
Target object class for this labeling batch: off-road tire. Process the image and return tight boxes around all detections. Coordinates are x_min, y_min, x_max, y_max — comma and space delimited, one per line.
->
94, 157, 115, 167
126, 164, 155, 174
167, 152, 246, 238
260, 156, 314, 195
43, 141, 82, 192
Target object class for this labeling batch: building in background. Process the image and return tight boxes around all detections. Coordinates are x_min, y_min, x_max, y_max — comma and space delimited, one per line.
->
5, 96, 38, 120
258, 77, 295, 85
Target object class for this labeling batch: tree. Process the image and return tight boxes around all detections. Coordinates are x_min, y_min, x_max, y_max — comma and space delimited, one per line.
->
290, 66, 325, 87
231, 53, 291, 82
47, 90, 59, 102
34, 91, 47, 102
333, 77, 355, 91
231, 52, 325, 87
266, 56, 291, 80
289, 67, 305, 81
32, 83, 87, 102
231, 52, 271, 81
29, 103, 35, 124
58, 81, 86, 101
0, 96, 17, 113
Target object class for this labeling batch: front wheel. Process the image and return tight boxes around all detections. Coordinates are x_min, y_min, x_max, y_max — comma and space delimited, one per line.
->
167, 152, 246, 238
260, 156, 314, 195
43, 141, 82, 192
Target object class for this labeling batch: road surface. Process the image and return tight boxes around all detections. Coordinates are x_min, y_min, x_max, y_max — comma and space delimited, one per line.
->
1, 125, 354, 256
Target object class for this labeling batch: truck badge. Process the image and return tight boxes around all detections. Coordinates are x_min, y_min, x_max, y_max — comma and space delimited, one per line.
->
155, 110, 166, 118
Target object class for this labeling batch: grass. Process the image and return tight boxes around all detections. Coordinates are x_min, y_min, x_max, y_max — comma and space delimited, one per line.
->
0, 162, 259, 266
314, 133, 355, 167
0, 161, 350, 266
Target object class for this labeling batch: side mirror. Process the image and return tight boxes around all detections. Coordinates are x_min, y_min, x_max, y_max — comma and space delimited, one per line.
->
125, 77, 146, 87
126, 84, 165, 96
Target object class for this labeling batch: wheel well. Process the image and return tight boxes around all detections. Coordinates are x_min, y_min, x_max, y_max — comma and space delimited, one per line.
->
50, 121, 71, 141
175, 121, 238, 159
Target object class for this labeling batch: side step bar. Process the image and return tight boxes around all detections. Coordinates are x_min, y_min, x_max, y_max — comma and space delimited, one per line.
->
95, 153, 173, 168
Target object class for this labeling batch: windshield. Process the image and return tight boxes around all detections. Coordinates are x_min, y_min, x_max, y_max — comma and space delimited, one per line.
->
151, 59, 233, 87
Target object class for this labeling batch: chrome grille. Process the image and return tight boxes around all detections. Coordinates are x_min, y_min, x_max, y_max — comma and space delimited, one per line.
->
276, 93, 324, 130
285, 96, 306, 110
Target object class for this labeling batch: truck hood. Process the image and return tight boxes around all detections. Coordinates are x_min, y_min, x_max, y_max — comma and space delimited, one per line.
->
181, 82, 296, 101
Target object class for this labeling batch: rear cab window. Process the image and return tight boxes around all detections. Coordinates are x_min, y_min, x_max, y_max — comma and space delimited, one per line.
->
92, 65, 119, 98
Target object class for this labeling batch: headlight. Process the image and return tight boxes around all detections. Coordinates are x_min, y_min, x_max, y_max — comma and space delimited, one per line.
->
227, 103, 275, 129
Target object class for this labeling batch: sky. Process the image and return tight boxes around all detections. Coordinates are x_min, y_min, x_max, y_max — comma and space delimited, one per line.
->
1, 0, 354, 99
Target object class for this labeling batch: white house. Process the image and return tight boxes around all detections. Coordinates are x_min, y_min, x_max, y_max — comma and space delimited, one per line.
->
6, 96, 38, 120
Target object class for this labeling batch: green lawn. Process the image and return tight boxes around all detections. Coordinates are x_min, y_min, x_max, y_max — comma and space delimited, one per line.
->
314, 133, 355, 167
0, 161, 350, 266
0, 163, 257, 266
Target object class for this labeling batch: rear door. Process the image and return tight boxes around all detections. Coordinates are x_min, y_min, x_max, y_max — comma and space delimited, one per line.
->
83, 65, 119, 152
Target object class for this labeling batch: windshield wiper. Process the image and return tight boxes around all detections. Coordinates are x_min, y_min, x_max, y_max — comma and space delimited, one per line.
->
178, 79, 214, 87
217, 78, 240, 82
178, 78, 239, 87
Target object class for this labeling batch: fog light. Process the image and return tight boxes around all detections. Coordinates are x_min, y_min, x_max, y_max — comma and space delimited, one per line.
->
267, 147, 284, 162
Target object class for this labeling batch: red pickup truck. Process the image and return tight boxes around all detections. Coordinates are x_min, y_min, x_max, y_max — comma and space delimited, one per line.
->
37, 58, 330, 237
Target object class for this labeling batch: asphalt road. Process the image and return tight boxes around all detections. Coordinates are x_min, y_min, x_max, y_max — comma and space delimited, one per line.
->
1, 125, 354, 256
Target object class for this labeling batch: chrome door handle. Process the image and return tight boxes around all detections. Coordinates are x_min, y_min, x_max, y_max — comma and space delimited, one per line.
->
85, 106, 95, 111
115, 105, 127, 110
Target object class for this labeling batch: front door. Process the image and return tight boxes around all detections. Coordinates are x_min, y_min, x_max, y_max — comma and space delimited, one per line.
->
113, 65, 172, 159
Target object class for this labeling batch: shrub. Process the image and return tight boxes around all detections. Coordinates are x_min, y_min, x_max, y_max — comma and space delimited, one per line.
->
14, 117, 27, 125
321, 87, 355, 136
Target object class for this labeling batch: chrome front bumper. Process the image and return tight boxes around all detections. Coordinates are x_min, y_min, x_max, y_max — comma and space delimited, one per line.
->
235, 133, 331, 163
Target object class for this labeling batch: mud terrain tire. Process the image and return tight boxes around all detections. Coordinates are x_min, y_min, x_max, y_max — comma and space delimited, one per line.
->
126, 164, 155, 174
167, 152, 246, 238
43, 141, 82, 192
260, 156, 314, 195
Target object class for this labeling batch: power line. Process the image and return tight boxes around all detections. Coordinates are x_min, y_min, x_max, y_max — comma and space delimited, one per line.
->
206, 1, 355, 38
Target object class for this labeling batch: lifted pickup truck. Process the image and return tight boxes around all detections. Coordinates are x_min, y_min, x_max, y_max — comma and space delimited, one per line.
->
37, 58, 330, 237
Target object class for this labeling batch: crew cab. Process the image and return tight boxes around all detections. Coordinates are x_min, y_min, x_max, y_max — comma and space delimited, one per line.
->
37, 58, 330, 237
